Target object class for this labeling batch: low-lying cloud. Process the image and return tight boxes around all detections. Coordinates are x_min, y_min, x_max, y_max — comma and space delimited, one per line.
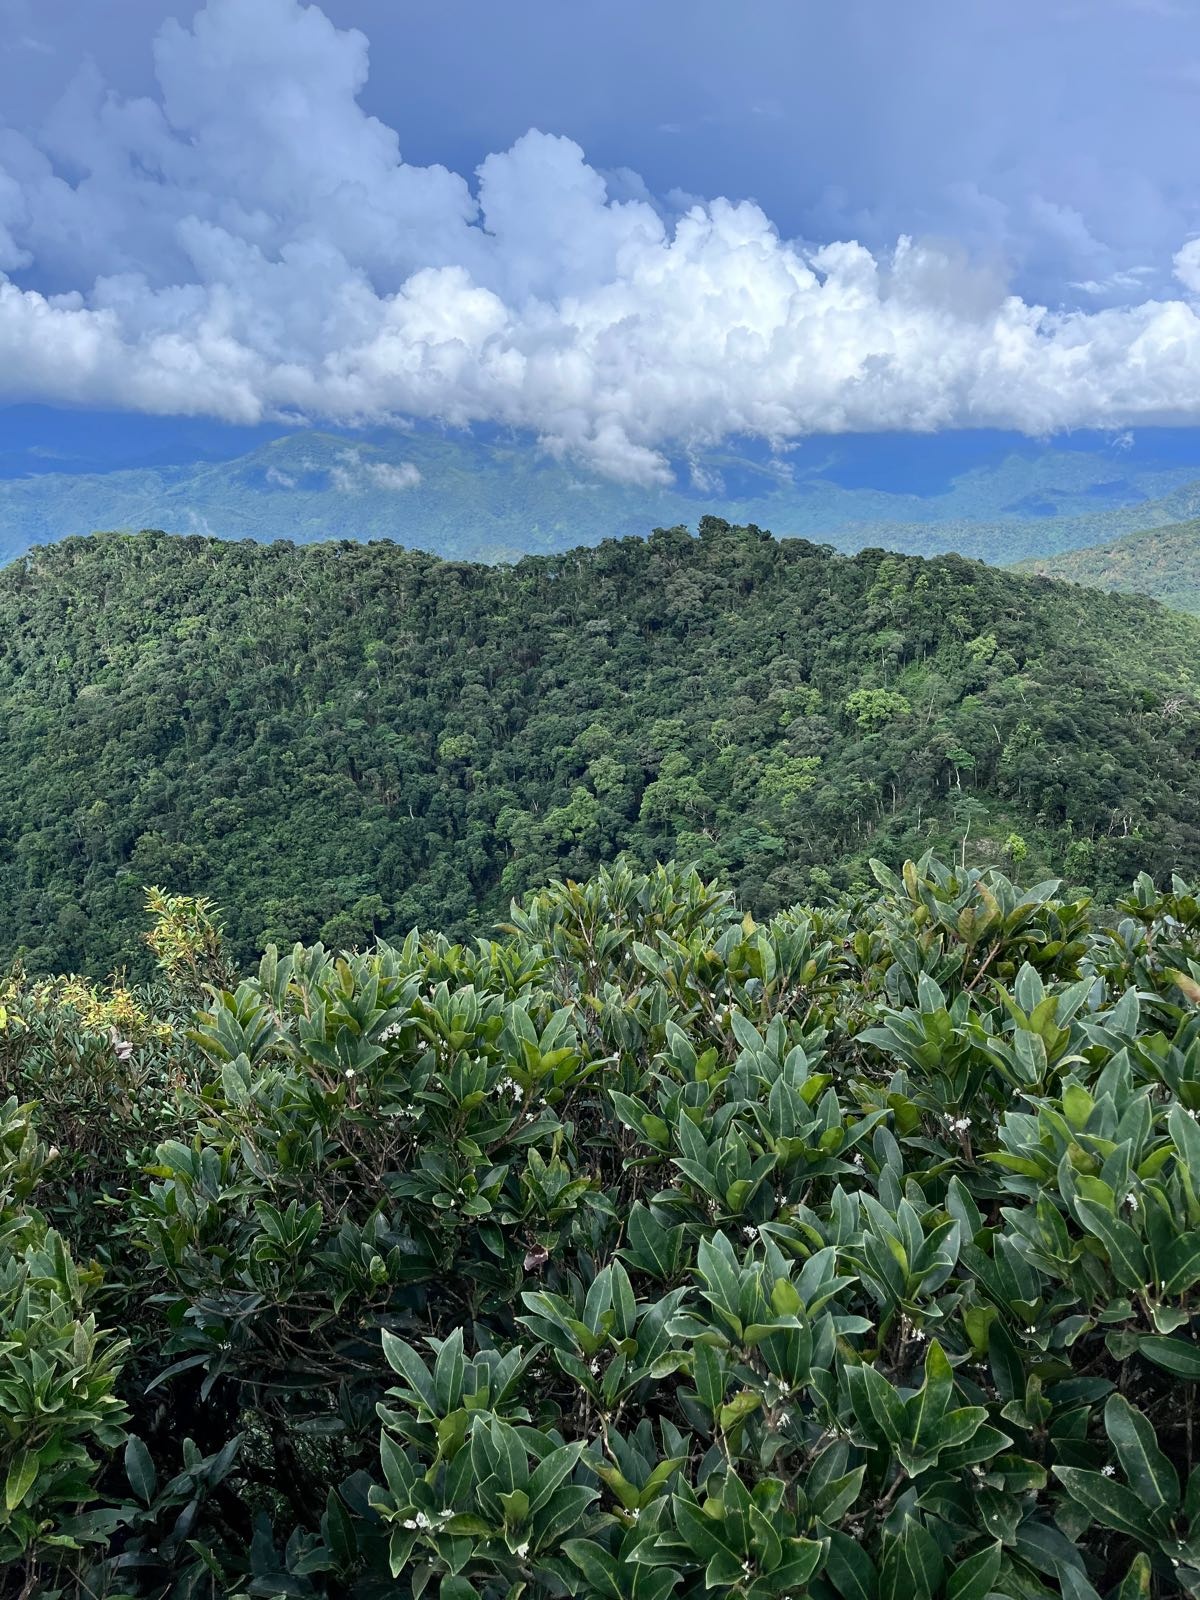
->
3, 0, 1200, 483
366, 461, 422, 491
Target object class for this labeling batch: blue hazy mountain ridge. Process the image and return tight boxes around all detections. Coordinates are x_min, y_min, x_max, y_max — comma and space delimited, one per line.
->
2, 422, 1200, 567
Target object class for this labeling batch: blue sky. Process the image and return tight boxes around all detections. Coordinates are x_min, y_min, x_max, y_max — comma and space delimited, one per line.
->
1, 0, 1199, 483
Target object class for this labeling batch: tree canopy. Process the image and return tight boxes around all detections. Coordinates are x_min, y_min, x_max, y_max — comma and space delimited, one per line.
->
1, 519, 1197, 975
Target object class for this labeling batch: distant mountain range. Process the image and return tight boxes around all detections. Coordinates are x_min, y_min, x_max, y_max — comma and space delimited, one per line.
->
5, 425, 1200, 568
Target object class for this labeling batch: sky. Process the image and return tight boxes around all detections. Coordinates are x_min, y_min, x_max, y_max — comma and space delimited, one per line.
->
1, 0, 1200, 483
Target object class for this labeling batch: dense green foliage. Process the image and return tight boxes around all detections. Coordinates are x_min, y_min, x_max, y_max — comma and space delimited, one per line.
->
1015, 520, 1200, 616
6, 859, 1200, 1598
3, 520, 1200, 976
4, 429, 1200, 569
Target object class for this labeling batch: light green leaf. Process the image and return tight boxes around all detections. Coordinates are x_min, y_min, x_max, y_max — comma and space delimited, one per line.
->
4, 1450, 38, 1512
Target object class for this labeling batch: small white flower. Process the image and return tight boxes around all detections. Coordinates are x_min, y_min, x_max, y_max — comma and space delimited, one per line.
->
1026, 1325, 1037, 1335
853, 1153, 864, 1169
414, 1511, 431, 1529
345, 1068, 356, 1079
778, 1410, 792, 1426
1125, 1192, 1139, 1212
515, 1541, 530, 1559
951, 1116, 972, 1133
1102, 1466, 1116, 1478
589, 1357, 601, 1375
911, 1326, 927, 1342
742, 1225, 757, 1240
401, 1518, 418, 1530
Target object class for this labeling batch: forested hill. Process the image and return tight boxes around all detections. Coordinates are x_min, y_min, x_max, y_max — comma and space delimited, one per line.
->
1014, 518, 1200, 615
3, 519, 1199, 975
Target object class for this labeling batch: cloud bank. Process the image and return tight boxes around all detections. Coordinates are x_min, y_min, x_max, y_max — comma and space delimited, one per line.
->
3, 0, 1200, 483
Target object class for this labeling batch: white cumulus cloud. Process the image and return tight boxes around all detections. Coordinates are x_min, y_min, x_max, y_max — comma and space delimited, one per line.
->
1173, 238, 1200, 296
4, 0, 1200, 483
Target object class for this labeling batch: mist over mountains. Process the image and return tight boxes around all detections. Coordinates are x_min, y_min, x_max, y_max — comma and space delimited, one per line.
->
3, 419, 1200, 568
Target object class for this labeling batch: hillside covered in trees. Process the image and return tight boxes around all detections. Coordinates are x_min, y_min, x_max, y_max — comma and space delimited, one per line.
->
1015, 519, 1200, 616
2, 519, 1199, 976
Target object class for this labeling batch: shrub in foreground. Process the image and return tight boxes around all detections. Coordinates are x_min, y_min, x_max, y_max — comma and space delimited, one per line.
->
3, 857, 1200, 1598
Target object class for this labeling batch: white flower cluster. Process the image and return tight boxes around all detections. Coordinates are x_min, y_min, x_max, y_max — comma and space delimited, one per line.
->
399, 1507, 456, 1533
950, 1116, 972, 1133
